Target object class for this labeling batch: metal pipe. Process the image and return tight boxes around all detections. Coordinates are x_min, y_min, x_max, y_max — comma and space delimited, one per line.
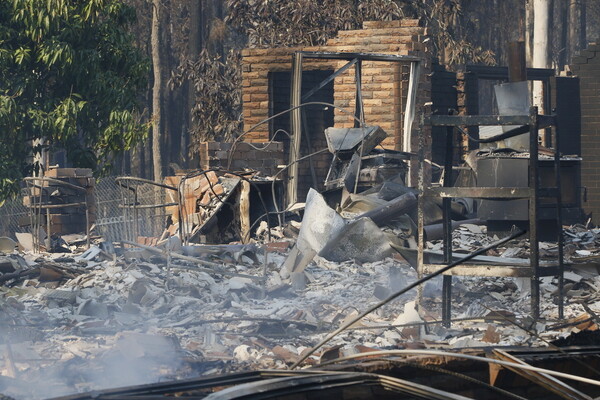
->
423, 219, 484, 241
287, 51, 303, 207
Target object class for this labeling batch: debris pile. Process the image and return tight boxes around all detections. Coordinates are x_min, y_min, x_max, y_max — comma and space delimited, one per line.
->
2, 137, 597, 399
0, 220, 599, 399
3, 138, 597, 400
0, 68, 595, 399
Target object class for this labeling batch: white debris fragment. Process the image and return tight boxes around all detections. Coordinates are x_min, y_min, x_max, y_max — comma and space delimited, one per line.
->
233, 344, 259, 362
392, 300, 422, 325
228, 277, 253, 290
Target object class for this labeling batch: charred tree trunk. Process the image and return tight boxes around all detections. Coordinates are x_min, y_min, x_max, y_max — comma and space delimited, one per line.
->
185, 0, 203, 166
568, 0, 586, 63
526, 0, 535, 66
533, 0, 551, 111
555, 0, 568, 69
151, 0, 163, 182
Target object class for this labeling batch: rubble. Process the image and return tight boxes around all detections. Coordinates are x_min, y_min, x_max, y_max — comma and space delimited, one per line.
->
2, 151, 599, 398
3, 147, 598, 399
0, 216, 598, 399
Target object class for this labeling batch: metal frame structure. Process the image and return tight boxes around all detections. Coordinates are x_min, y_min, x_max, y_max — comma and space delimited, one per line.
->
462, 65, 555, 149
115, 177, 178, 242
287, 51, 422, 206
23, 177, 91, 251
419, 107, 565, 325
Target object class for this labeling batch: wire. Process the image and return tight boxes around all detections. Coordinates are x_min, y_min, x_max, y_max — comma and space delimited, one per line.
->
315, 349, 600, 389
478, 302, 600, 378
240, 129, 292, 151
246, 208, 291, 238
454, 125, 484, 143
345, 316, 520, 332
290, 228, 526, 369
224, 101, 373, 230
226, 101, 367, 170
387, 360, 528, 400
270, 148, 329, 227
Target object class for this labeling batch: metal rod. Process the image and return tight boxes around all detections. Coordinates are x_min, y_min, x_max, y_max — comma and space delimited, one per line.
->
117, 202, 178, 209
298, 51, 421, 62
115, 176, 178, 191
287, 52, 303, 207
31, 202, 87, 209
290, 228, 526, 369
316, 350, 600, 388
429, 114, 538, 127
354, 60, 363, 128
492, 349, 591, 400
23, 176, 88, 192
480, 302, 600, 378
529, 106, 541, 320
554, 113, 565, 319
351, 61, 365, 194
442, 119, 454, 327
301, 58, 358, 102
416, 116, 426, 313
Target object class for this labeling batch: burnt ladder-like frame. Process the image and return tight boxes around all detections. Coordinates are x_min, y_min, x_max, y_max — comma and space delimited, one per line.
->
419, 107, 564, 325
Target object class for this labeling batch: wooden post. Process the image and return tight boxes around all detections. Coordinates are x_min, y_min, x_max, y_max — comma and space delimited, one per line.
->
508, 41, 527, 82
238, 181, 251, 243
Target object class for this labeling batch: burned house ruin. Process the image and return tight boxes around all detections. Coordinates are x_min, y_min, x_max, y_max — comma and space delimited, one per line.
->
4, 13, 600, 400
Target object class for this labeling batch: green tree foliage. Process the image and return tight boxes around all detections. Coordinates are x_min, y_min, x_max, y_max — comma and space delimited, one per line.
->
0, 0, 149, 201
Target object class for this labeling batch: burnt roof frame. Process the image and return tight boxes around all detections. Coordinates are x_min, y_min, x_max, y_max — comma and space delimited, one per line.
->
287, 51, 422, 205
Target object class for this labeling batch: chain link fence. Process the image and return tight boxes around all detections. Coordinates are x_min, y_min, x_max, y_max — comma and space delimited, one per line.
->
0, 177, 170, 243
0, 197, 29, 238
95, 177, 171, 243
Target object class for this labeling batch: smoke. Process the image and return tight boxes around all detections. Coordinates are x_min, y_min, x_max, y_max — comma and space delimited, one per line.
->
0, 331, 183, 399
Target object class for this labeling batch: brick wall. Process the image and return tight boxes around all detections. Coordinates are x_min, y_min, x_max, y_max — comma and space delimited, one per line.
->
571, 43, 600, 223
239, 19, 432, 198
242, 19, 430, 146
199, 141, 284, 178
